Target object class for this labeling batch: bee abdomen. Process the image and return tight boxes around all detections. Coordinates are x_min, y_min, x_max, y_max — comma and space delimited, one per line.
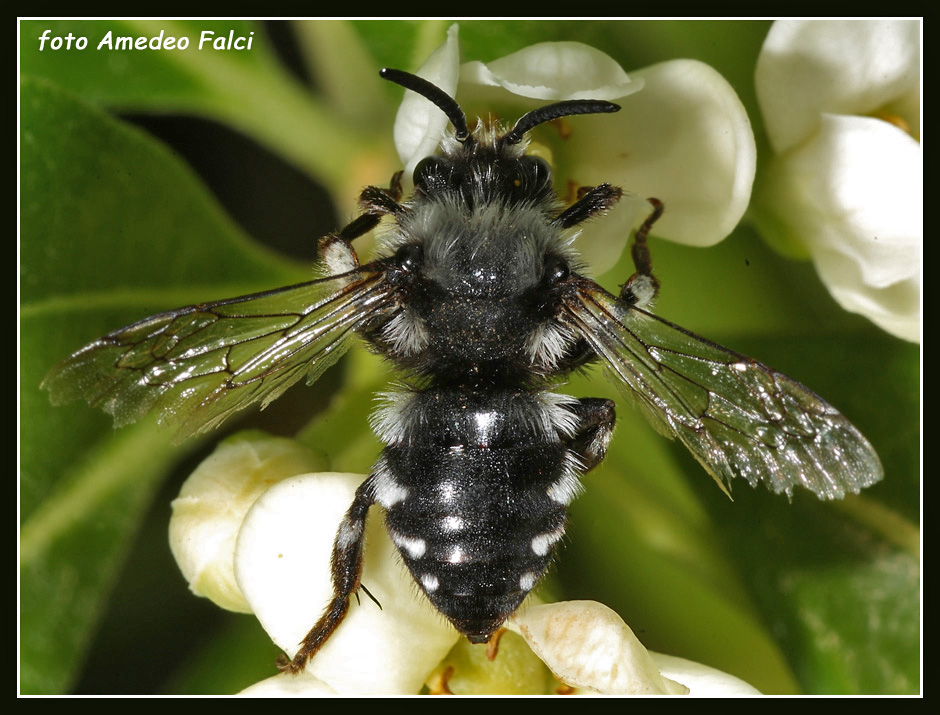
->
379, 444, 572, 641
371, 386, 582, 642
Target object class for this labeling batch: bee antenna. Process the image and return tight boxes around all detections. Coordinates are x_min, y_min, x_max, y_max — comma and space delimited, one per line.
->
380, 68, 471, 143
502, 100, 621, 145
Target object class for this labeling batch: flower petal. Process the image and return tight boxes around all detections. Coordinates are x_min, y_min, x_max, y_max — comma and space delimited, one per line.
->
651, 653, 762, 695
393, 24, 461, 176
757, 20, 921, 153
511, 601, 688, 695
235, 472, 459, 695
168, 432, 322, 613
756, 113, 921, 341
562, 59, 756, 272
460, 41, 643, 101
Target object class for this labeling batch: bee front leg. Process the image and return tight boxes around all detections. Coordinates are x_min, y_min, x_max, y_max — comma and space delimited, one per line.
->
340, 171, 406, 240
282, 476, 377, 674
553, 183, 623, 229
360, 170, 404, 209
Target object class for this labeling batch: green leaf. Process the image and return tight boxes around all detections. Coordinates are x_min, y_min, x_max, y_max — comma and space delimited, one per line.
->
162, 616, 282, 695
558, 378, 804, 694
693, 337, 920, 694
20, 76, 307, 693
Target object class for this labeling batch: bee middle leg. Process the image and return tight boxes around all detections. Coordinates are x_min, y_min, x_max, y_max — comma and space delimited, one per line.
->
620, 198, 664, 307
319, 172, 406, 273
282, 476, 376, 674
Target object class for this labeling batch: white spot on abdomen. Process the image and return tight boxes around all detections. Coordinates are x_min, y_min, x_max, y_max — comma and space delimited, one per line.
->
372, 460, 409, 507
531, 527, 565, 556
441, 515, 464, 532
546, 468, 582, 505
446, 546, 467, 564
389, 530, 427, 559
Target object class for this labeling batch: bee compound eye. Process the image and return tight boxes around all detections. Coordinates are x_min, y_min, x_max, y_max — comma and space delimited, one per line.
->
413, 156, 450, 191
523, 155, 553, 190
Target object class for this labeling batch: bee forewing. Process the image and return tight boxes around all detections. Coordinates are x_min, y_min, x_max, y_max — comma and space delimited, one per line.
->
563, 284, 883, 500
42, 270, 394, 442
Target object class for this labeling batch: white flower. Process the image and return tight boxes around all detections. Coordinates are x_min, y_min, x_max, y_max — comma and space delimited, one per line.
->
394, 25, 756, 275
510, 601, 760, 695
753, 20, 921, 342
234, 471, 458, 695
168, 431, 323, 613
171, 434, 759, 695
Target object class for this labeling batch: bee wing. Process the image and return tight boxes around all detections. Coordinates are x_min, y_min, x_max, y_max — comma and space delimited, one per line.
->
562, 283, 883, 500
42, 269, 396, 442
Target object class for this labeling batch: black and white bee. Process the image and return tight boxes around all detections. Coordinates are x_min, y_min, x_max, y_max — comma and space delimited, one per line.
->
43, 68, 883, 673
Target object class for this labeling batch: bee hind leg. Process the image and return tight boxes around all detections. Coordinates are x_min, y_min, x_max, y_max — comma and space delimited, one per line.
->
565, 398, 616, 473
281, 476, 376, 674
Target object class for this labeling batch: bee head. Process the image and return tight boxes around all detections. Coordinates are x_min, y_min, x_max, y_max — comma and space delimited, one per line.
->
380, 68, 620, 207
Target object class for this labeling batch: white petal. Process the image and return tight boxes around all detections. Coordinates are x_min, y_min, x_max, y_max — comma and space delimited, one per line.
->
758, 114, 921, 341
393, 24, 460, 176
757, 20, 921, 153
511, 601, 688, 695
460, 41, 643, 101
651, 653, 762, 696
235, 473, 459, 695
168, 433, 322, 613
565, 59, 756, 272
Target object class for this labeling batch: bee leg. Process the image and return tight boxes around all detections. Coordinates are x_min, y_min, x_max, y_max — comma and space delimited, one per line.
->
565, 398, 616, 473
356, 171, 405, 218
552, 183, 623, 229
318, 172, 407, 274
620, 198, 664, 307
333, 173, 405, 243
282, 476, 377, 674
379, 170, 404, 203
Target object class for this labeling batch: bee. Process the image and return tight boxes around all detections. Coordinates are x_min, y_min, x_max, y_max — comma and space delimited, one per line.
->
43, 67, 883, 673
